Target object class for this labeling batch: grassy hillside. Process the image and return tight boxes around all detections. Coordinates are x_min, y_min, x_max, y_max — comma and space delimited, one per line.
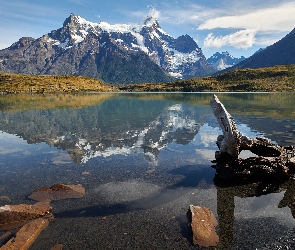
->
119, 65, 295, 92
1, 65, 295, 93
0, 73, 118, 93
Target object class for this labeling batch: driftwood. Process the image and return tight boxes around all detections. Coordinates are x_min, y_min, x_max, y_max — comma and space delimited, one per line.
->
210, 94, 295, 182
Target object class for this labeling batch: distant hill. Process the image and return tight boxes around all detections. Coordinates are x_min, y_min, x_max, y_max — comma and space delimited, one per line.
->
230, 28, 295, 69
119, 64, 295, 92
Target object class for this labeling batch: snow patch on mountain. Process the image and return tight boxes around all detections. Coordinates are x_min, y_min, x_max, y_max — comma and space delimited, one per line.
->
212, 58, 235, 70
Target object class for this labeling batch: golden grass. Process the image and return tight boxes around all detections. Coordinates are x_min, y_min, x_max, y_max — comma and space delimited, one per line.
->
0, 93, 118, 112
119, 65, 295, 92
1, 64, 295, 94
0, 73, 118, 93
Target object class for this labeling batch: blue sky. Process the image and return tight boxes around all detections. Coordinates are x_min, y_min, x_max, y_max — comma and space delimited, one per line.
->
1, 0, 295, 58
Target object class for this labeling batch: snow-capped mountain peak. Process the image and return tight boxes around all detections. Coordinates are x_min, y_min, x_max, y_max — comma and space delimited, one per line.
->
53, 13, 214, 78
0, 13, 216, 83
143, 15, 160, 29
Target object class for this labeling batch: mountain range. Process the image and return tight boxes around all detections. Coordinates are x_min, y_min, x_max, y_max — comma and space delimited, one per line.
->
1, 13, 295, 85
0, 14, 216, 85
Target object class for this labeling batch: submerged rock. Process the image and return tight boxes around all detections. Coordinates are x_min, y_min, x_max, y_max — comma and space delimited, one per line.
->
1, 218, 49, 250
0, 196, 11, 203
50, 244, 63, 250
28, 183, 85, 202
188, 205, 219, 247
0, 202, 52, 231
0, 183, 85, 248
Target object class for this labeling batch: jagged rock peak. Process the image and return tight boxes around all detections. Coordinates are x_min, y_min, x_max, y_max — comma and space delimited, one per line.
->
63, 13, 78, 26
62, 13, 97, 31
9, 37, 35, 50
143, 16, 160, 29
221, 51, 232, 57
63, 13, 84, 26
174, 35, 199, 53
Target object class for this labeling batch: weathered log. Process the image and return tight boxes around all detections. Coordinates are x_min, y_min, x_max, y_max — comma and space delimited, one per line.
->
210, 94, 295, 182
210, 94, 243, 157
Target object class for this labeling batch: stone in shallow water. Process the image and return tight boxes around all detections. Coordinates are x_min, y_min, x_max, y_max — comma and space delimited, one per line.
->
28, 183, 85, 202
1, 218, 49, 250
189, 205, 219, 247
0, 202, 52, 230
0, 196, 11, 203
50, 243, 63, 250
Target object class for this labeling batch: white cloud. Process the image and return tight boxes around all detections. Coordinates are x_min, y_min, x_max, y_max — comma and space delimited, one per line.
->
197, 1, 295, 50
198, 2, 295, 32
125, 4, 221, 26
147, 8, 160, 20
204, 29, 257, 49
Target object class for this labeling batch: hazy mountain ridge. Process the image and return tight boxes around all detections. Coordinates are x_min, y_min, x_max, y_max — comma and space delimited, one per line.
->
0, 13, 215, 84
208, 51, 245, 70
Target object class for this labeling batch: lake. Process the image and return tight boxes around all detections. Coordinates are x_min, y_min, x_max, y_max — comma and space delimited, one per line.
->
1, 92, 295, 249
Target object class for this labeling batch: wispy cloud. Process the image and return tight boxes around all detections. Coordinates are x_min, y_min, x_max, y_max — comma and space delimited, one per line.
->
0, 1, 64, 24
124, 4, 221, 25
198, 1, 295, 49
198, 2, 295, 32
0, 1, 65, 49
146, 8, 160, 20
204, 29, 257, 49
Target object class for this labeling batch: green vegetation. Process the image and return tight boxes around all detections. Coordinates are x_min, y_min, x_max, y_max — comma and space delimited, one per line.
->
1, 64, 295, 93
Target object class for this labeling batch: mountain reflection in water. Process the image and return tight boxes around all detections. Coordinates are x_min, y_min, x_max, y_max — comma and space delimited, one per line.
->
1, 93, 295, 249
0, 94, 212, 164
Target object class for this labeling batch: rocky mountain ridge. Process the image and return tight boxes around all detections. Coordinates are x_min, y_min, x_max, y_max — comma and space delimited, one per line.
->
0, 13, 215, 84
